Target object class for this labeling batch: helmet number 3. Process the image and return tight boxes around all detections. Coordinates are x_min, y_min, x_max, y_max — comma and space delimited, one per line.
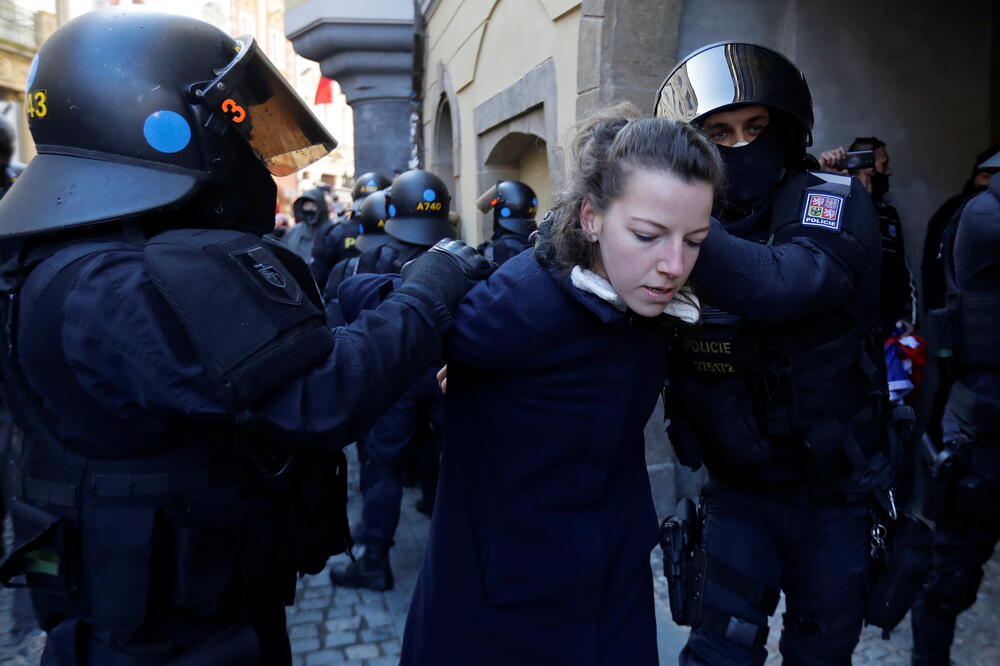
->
221, 98, 246, 123
26, 90, 47, 119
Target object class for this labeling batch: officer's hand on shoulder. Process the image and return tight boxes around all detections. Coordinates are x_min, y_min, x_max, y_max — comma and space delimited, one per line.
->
401, 239, 496, 311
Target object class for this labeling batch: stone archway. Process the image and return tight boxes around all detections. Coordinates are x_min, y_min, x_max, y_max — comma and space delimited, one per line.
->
433, 96, 456, 209
481, 131, 550, 240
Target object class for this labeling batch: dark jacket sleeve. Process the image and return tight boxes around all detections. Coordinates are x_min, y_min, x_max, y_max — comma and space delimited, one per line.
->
310, 224, 339, 287
879, 204, 916, 325
63, 251, 453, 447
691, 180, 879, 323
447, 254, 556, 373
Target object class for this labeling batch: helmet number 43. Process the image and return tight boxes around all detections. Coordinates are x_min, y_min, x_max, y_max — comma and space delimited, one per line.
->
26, 90, 47, 119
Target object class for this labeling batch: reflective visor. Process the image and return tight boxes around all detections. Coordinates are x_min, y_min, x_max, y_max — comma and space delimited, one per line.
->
655, 42, 813, 132
197, 36, 336, 176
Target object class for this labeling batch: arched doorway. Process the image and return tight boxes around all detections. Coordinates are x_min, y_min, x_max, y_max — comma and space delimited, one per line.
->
433, 98, 456, 210
482, 132, 550, 240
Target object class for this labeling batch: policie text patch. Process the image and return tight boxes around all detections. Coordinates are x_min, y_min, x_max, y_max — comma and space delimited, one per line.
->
801, 193, 844, 231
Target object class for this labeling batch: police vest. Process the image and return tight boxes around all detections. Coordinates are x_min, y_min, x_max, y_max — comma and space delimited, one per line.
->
668, 173, 893, 497
0, 229, 351, 641
480, 232, 530, 266
324, 239, 426, 302
933, 179, 1000, 371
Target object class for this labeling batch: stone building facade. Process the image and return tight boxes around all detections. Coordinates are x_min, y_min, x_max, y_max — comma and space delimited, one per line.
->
0, 2, 57, 164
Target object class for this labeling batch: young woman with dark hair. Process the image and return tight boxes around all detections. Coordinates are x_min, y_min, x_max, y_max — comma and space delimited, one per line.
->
399, 103, 723, 665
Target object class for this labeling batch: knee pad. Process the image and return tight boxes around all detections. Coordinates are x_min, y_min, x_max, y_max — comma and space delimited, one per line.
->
923, 563, 983, 616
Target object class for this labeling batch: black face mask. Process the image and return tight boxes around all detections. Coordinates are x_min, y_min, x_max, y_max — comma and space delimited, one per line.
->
717, 129, 785, 218
871, 172, 890, 200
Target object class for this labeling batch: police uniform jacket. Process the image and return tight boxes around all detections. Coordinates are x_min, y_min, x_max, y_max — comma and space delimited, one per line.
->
479, 229, 532, 266
0, 226, 453, 659
311, 221, 361, 287
399, 249, 669, 666
875, 199, 916, 330
670, 171, 888, 496
943, 177, 1000, 439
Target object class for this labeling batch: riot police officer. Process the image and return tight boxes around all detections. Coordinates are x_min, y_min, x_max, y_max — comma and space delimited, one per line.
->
0, 10, 490, 665
910, 153, 1000, 666
352, 189, 393, 254
311, 171, 392, 286
327, 169, 453, 590
322, 169, 455, 319
475, 180, 538, 265
656, 42, 891, 665
282, 187, 331, 261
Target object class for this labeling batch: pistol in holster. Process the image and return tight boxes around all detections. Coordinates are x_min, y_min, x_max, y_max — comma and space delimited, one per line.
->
659, 497, 702, 626
920, 433, 1000, 532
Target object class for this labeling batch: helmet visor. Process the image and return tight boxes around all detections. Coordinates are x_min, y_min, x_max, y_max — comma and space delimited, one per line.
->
655, 42, 813, 132
197, 36, 336, 176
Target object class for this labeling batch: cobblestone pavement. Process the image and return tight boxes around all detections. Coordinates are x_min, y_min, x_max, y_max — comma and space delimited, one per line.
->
3, 445, 999, 664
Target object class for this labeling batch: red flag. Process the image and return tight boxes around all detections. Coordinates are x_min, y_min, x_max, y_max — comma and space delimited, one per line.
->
315, 76, 333, 104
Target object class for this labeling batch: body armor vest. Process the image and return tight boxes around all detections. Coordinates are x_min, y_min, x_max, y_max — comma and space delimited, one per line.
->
934, 180, 1000, 371
0, 229, 351, 644
482, 232, 531, 266
324, 239, 425, 302
668, 173, 892, 497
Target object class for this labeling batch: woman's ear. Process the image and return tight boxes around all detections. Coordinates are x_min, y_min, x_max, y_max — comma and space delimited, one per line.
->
579, 197, 601, 241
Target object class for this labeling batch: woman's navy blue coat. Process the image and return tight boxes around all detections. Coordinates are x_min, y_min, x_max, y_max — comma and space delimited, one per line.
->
400, 250, 669, 666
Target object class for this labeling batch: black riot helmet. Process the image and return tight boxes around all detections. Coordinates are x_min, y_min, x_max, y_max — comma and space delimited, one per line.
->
0, 8, 336, 239
475, 180, 538, 236
655, 42, 814, 166
350, 171, 392, 210
384, 169, 454, 246
354, 190, 392, 252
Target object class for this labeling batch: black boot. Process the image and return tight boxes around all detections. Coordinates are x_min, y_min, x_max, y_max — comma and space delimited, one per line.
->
329, 546, 393, 591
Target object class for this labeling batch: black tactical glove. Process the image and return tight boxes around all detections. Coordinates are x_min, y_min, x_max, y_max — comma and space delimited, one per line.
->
401, 239, 495, 312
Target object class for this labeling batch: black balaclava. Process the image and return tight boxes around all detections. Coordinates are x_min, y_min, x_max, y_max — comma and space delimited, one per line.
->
292, 189, 329, 227
871, 172, 890, 200
716, 127, 785, 221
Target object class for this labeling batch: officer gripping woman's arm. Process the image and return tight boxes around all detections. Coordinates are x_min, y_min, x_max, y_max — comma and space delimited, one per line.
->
690, 175, 879, 322
0, 10, 492, 666
654, 42, 897, 666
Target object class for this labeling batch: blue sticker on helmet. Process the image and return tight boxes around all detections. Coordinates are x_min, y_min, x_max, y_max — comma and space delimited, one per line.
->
143, 111, 191, 154
423, 189, 436, 202
500, 207, 511, 218
26, 55, 39, 89
531, 197, 538, 206
388, 204, 397, 217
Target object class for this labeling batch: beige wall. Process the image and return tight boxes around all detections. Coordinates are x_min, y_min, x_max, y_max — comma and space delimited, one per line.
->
422, 0, 581, 244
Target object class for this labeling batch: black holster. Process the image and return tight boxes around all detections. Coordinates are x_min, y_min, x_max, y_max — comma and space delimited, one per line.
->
659, 497, 701, 626
920, 434, 1000, 532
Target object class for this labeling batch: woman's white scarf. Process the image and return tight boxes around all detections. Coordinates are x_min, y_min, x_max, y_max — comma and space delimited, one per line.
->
570, 266, 700, 324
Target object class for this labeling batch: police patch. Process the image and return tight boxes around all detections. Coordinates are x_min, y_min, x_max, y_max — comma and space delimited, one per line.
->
801, 193, 844, 231
230, 245, 302, 305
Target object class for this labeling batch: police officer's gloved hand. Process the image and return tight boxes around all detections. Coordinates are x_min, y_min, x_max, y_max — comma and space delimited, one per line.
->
401, 239, 495, 312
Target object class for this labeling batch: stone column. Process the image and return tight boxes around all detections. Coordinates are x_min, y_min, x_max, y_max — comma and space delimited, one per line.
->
286, 5, 414, 176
